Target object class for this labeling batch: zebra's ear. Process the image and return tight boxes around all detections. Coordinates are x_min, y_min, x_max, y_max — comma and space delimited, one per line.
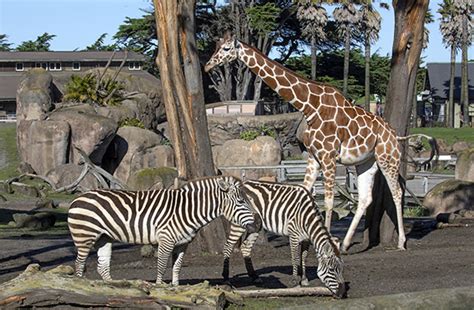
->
217, 180, 230, 192
331, 237, 341, 251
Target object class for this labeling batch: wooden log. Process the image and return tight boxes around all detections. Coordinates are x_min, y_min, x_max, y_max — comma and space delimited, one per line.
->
235, 286, 333, 298
0, 264, 242, 309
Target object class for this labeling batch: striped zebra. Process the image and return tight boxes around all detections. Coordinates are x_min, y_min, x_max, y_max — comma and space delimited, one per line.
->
222, 180, 346, 298
68, 176, 256, 285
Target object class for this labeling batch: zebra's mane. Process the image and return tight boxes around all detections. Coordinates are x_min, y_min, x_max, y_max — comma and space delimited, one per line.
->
178, 175, 243, 190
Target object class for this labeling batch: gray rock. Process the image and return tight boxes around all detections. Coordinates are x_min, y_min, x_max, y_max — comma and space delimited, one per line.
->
455, 148, 474, 182
452, 141, 470, 154
140, 245, 156, 258
127, 167, 178, 190
214, 136, 281, 180
17, 120, 70, 175
106, 126, 169, 184
129, 145, 175, 175
17, 162, 36, 174
16, 68, 54, 123
48, 105, 117, 165
11, 183, 39, 197
46, 163, 99, 190
12, 212, 56, 229
95, 100, 139, 124
423, 179, 474, 216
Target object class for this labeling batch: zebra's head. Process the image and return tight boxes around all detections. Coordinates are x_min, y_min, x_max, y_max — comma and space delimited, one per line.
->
204, 31, 240, 73
317, 240, 346, 298
217, 177, 256, 233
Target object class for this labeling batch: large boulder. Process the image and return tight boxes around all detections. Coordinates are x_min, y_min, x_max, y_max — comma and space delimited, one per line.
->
423, 179, 474, 216
214, 136, 281, 180
127, 167, 178, 190
48, 105, 117, 165
16, 120, 70, 175
46, 163, 99, 190
95, 99, 139, 124
455, 148, 474, 182
106, 126, 173, 184
16, 68, 54, 123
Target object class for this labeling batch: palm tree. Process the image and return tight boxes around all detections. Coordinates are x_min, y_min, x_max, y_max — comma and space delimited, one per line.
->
0, 34, 12, 51
358, 3, 383, 112
438, 0, 461, 128
454, 0, 473, 127
333, 2, 360, 97
296, 0, 328, 81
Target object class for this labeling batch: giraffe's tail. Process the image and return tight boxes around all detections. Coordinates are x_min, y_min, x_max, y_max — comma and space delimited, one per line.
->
397, 134, 439, 169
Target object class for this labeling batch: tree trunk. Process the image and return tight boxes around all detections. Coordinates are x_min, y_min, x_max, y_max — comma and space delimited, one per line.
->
311, 35, 317, 81
154, 0, 223, 253
343, 31, 351, 96
363, 0, 429, 249
364, 36, 371, 112
460, 13, 470, 127
447, 46, 456, 128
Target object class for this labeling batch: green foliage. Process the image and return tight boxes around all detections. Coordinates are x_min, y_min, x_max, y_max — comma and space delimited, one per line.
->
16, 32, 56, 51
240, 125, 277, 141
410, 127, 474, 146
284, 49, 391, 101
0, 34, 12, 51
245, 3, 282, 35
85, 33, 117, 51
0, 123, 20, 181
118, 118, 145, 128
404, 205, 429, 218
63, 73, 125, 106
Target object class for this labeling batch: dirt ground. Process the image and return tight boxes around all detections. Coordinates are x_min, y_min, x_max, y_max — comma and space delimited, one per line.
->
1, 207, 473, 306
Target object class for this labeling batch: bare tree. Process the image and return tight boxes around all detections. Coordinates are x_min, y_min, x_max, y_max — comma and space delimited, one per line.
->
364, 0, 429, 249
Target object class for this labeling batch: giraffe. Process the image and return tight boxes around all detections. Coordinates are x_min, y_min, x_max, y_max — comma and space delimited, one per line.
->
204, 33, 437, 253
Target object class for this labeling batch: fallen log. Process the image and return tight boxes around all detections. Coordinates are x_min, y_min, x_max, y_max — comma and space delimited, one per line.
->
0, 264, 242, 309
235, 286, 333, 298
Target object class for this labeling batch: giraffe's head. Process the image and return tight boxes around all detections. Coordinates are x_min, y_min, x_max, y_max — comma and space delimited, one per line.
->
204, 32, 240, 72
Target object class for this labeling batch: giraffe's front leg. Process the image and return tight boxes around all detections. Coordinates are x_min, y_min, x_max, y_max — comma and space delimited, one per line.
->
303, 155, 320, 191
321, 156, 337, 231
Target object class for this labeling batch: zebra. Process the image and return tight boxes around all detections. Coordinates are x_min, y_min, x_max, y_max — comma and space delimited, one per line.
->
67, 176, 256, 286
222, 180, 346, 298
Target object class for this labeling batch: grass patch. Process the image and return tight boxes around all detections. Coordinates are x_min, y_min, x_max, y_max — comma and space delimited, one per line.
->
404, 205, 429, 218
0, 123, 20, 180
409, 127, 474, 147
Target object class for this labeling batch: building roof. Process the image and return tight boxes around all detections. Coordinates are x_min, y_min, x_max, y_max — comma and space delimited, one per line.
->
0, 51, 145, 62
426, 63, 474, 102
0, 73, 22, 101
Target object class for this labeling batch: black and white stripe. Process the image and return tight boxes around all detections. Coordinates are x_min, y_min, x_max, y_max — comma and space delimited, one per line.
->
222, 180, 345, 298
68, 176, 255, 285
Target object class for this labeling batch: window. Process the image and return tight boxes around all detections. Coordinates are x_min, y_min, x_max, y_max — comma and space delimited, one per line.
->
15, 63, 24, 71
35, 62, 48, 70
49, 62, 62, 71
128, 61, 141, 70
72, 62, 81, 71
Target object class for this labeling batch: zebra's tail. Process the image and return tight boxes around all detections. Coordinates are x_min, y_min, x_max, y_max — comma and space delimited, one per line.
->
397, 133, 439, 169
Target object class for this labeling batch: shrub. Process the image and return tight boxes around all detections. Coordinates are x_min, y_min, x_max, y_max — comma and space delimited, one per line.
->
64, 73, 124, 106
239, 125, 277, 141
118, 118, 145, 128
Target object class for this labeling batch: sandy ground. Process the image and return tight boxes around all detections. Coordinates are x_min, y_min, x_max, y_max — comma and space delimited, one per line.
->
1, 213, 473, 301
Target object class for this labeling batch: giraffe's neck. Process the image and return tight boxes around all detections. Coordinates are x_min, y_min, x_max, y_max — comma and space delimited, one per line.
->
237, 42, 321, 118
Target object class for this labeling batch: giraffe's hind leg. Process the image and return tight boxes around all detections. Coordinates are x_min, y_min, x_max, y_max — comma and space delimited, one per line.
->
341, 160, 378, 253
378, 162, 406, 250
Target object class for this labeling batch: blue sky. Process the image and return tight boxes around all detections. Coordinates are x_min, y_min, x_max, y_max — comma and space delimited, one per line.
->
0, 0, 472, 64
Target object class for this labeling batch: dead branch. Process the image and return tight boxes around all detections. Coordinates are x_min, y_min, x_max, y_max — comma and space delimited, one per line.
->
235, 286, 333, 298
95, 51, 116, 92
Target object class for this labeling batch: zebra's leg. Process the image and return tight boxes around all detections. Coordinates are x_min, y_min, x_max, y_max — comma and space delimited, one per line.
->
299, 241, 310, 287
289, 235, 301, 287
96, 236, 113, 281
222, 224, 246, 282
74, 242, 93, 278
342, 160, 378, 253
171, 243, 188, 286
240, 232, 261, 283
156, 238, 175, 285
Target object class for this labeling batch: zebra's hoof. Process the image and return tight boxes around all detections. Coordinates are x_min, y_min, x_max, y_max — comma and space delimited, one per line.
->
300, 278, 309, 287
